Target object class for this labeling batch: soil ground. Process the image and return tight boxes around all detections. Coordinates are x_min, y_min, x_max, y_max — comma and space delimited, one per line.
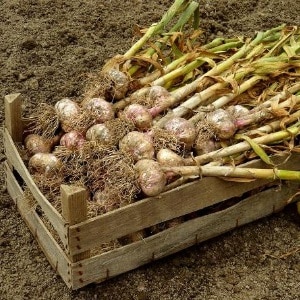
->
0, 0, 299, 299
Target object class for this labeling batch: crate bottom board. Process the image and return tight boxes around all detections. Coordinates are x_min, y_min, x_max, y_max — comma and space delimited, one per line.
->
5, 161, 299, 290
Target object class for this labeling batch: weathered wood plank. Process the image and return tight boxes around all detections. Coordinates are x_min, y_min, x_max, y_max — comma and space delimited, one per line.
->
61, 185, 90, 261
3, 128, 68, 246
68, 176, 269, 254
4, 93, 23, 143
5, 162, 71, 288
68, 153, 300, 255
5, 162, 27, 205
71, 182, 299, 289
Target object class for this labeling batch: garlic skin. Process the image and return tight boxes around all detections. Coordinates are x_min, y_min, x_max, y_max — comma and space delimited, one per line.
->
157, 148, 184, 167
121, 104, 153, 131
164, 117, 197, 149
24, 134, 53, 156
135, 159, 166, 197
54, 98, 81, 132
206, 108, 237, 139
86, 124, 112, 144
60, 131, 86, 149
157, 148, 184, 182
194, 138, 218, 155
107, 69, 129, 100
226, 105, 250, 119
28, 153, 62, 175
83, 97, 114, 123
119, 131, 155, 162
148, 85, 173, 117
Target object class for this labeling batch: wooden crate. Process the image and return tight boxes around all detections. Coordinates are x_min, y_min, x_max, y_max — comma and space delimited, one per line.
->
3, 93, 300, 290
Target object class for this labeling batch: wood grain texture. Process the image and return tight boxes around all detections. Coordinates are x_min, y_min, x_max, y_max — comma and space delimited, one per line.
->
71, 182, 298, 289
4, 93, 23, 143
68, 153, 300, 255
61, 185, 90, 261
3, 128, 68, 246
5, 162, 71, 288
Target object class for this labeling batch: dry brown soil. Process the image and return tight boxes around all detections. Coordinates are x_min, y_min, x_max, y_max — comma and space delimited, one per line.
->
0, 0, 300, 299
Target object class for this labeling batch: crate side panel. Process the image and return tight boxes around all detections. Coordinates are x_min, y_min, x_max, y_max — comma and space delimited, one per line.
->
5, 162, 27, 204
68, 152, 300, 254
3, 128, 68, 245
5, 162, 71, 288
71, 182, 297, 289
69, 153, 300, 255
68, 175, 270, 254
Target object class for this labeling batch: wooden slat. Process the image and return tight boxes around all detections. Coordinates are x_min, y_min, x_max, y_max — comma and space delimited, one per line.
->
4, 93, 23, 143
61, 185, 90, 261
3, 128, 68, 246
68, 153, 300, 255
69, 177, 268, 254
5, 162, 71, 288
5, 162, 23, 206
71, 182, 299, 289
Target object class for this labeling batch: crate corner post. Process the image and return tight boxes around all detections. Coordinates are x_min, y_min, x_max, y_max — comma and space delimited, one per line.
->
4, 93, 24, 143
60, 184, 91, 263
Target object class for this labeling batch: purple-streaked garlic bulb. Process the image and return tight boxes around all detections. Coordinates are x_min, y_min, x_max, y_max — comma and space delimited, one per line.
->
148, 85, 173, 117
226, 105, 250, 119
157, 148, 184, 167
135, 159, 167, 197
83, 97, 114, 123
206, 108, 237, 139
121, 103, 153, 131
28, 153, 62, 175
164, 117, 196, 149
24, 134, 54, 156
54, 98, 81, 132
107, 68, 129, 100
86, 124, 112, 144
60, 131, 86, 149
119, 131, 155, 162
194, 138, 219, 155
